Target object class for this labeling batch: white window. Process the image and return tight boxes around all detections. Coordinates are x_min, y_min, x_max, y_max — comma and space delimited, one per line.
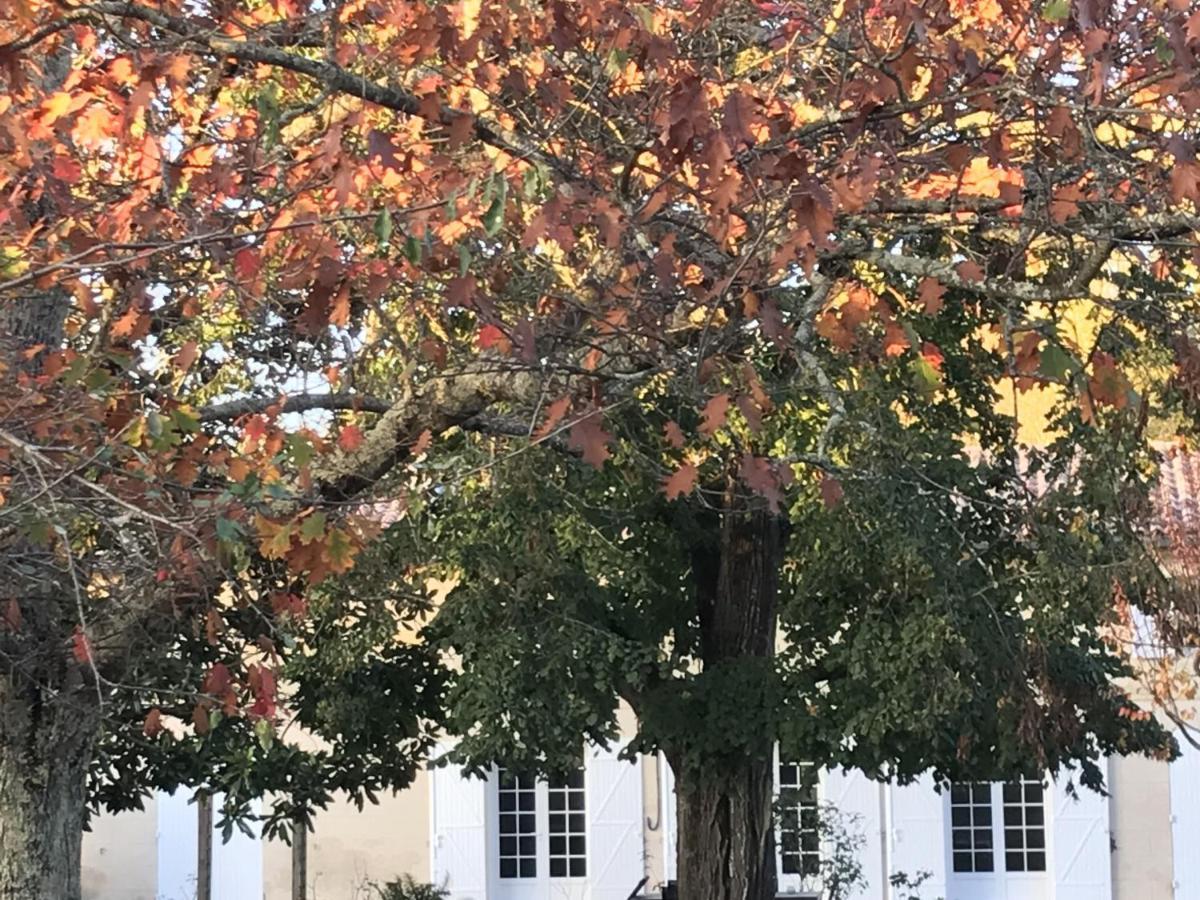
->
496, 766, 587, 882
950, 780, 1046, 875
778, 760, 820, 877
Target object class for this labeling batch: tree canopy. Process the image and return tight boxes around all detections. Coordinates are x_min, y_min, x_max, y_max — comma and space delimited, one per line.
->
3, 0, 1200, 895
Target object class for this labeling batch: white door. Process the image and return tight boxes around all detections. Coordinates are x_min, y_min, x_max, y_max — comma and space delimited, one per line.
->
890, 773, 948, 900
1173, 735, 1200, 899
585, 743, 644, 900
431, 754, 489, 900
157, 789, 199, 900
1051, 772, 1111, 900
821, 766, 882, 900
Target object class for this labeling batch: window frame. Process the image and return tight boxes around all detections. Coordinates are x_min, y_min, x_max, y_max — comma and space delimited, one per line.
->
493, 765, 589, 885
947, 780, 1050, 880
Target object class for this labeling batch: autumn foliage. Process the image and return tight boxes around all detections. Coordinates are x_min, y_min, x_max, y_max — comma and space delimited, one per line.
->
2, 0, 1200, 893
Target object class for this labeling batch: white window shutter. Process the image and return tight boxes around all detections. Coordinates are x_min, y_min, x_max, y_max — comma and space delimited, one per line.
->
1051, 774, 1112, 900
586, 743, 645, 900
156, 788, 199, 900
210, 794, 263, 900
431, 752, 489, 900
660, 755, 677, 884
888, 773, 947, 899
821, 767, 882, 900
1173, 737, 1200, 899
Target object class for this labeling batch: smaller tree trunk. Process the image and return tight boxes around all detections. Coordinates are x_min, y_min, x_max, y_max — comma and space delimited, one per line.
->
0, 687, 98, 900
674, 754, 778, 900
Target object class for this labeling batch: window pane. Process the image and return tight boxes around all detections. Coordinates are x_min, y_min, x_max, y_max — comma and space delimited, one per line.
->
497, 767, 537, 880
778, 760, 820, 878
547, 766, 586, 879
949, 782, 994, 873
1002, 779, 1046, 873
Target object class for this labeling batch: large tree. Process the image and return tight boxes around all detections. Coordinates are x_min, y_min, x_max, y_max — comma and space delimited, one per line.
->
3, 0, 1200, 896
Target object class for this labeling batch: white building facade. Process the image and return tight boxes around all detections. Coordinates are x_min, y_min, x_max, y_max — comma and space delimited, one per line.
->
84, 733, 1200, 900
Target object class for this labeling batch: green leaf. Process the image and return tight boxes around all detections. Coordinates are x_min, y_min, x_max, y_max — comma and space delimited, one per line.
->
1038, 343, 1075, 381
256, 83, 281, 149
908, 357, 942, 397
1041, 0, 1069, 21
458, 244, 473, 277
215, 517, 244, 543
483, 178, 508, 237
374, 208, 393, 247
404, 233, 422, 264
299, 511, 327, 544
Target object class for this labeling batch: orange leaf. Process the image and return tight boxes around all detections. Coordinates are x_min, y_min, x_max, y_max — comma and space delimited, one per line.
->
38, 91, 73, 125
535, 396, 572, 440
663, 463, 698, 501
664, 421, 686, 449
568, 414, 613, 468
338, 425, 365, 451
699, 394, 730, 437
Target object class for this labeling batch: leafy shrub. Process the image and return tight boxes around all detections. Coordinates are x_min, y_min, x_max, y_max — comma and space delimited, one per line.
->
372, 875, 449, 900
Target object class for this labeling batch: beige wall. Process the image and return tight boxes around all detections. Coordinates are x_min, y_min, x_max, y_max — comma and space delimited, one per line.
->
265, 771, 432, 900
81, 801, 158, 900
1109, 753, 1175, 900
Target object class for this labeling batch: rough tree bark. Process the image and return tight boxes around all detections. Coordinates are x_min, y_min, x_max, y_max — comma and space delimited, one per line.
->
672, 506, 782, 900
0, 290, 101, 899
0, 683, 97, 899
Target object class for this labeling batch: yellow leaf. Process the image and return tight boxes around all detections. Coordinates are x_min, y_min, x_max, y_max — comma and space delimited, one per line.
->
459, 0, 481, 39
39, 92, 73, 125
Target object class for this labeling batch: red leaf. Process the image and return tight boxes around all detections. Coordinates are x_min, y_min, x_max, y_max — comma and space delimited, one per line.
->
955, 260, 984, 283
921, 342, 946, 370
192, 704, 210, 736
52, 156, 82, 184
1, 600, 21, 631
412, 429, 433, 457
699, 394, 730, 437
819, 475, 844, 509
173, 341, 199, 373
739, 453, 782, 513
477, 323, 508, 350
203, 662, 233, 698
535, 396, 572, 440
568, 414, 613, 468
242, 415, 269, 450
143, 707, 163, 737
663, 463, 698, 501
234, 247, 261, 280
338, 425, 365, 451
664, 421, 686, 449
918, 277, 945, 315
71, 628, 93, 665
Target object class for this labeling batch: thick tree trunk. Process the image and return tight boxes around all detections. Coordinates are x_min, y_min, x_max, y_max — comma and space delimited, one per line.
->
675, 753, 778, 900
0, 285, 96, 899
672, 507, 783, 900
0, 684, 97, 900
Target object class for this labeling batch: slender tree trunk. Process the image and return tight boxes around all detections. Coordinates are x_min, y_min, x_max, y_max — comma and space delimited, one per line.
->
672, 506, 782, 900
0, 682, 97, 899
